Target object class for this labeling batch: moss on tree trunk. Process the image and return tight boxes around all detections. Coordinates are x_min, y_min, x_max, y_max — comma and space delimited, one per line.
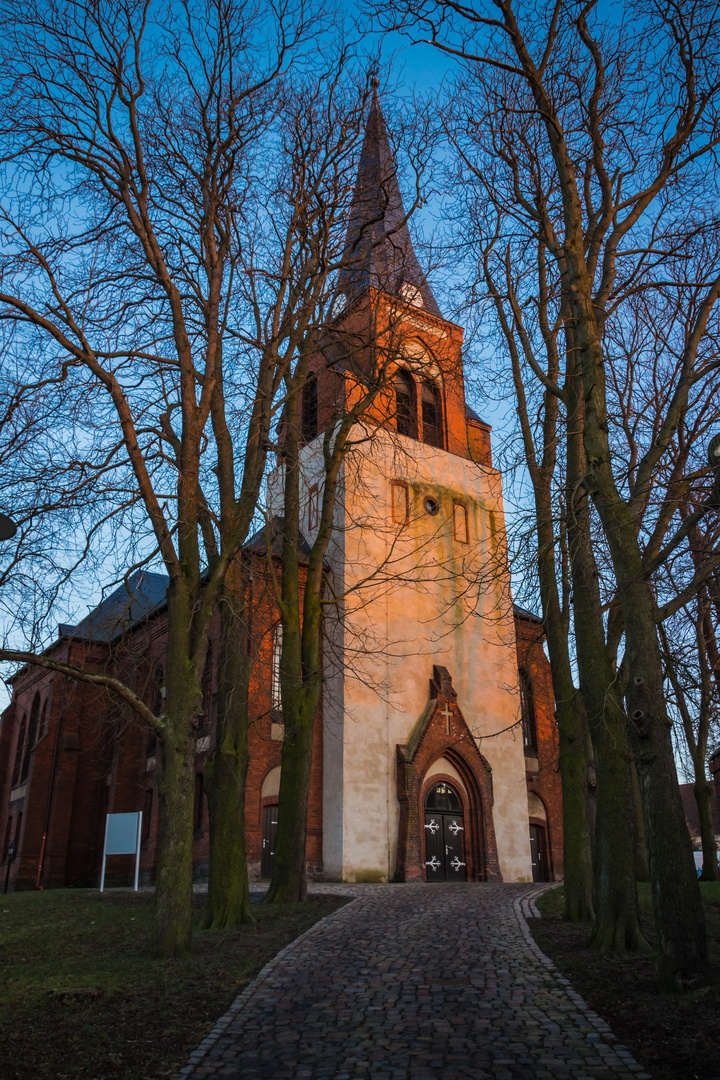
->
153, 732, 195, 957
204, 561, 254, 928
566, 364, 645, 953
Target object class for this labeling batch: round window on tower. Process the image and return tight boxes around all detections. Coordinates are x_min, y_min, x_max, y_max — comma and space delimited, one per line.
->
424, 495, 440, 516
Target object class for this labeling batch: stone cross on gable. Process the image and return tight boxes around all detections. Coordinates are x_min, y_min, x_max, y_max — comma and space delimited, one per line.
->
440, 703, 452, 736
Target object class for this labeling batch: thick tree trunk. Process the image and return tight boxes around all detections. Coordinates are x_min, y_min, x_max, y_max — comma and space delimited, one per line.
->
263, 684, 319, 903
572, 561, 645, 953
264, 377, 315, 904
536, 517, 595, 922
204, 560, 254, 927
630, 759, 650, 883
151, 580, 204, 957
566, 362, 645, 953
154, 728, 196, 956
624, 596, 708, 989
693, 772, 720, 882
572, 285, 708, 986
555, 692, 595, 922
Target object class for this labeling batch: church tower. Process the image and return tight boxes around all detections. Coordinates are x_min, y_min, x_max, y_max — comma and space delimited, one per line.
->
273, 87, 534, 884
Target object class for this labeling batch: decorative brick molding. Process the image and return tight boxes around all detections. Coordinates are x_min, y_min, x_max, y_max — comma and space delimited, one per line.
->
395, 665, 502, 883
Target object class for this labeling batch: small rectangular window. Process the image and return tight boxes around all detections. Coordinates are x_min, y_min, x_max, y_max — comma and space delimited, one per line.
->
453, 502, 469, 543
307, 485, 319, 531
391, 481, 409, 524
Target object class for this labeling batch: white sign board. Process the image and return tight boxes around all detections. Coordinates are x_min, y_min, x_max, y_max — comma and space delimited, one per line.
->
100, 811, 142, 892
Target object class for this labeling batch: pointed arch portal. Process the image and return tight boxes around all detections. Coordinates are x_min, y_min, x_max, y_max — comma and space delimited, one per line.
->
395, 666, 503, 884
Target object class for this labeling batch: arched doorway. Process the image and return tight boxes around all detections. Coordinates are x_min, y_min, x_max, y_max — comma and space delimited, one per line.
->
424, 782, 466, 882
528, 791, 551, 882
261, 766, 281, 880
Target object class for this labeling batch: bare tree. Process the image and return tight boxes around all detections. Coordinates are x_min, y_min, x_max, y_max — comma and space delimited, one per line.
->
0, 0, 318, 955
263, 85, 440, 901
382, 0, 720, 988
202, 68, 424, 924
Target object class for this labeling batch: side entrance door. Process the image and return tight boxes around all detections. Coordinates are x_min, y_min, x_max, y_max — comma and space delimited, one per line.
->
261, 804, 278, 879
529, 823, 548, 882
424, 782, 467, 882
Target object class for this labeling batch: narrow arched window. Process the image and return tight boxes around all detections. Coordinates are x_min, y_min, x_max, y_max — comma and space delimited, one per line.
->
301, 376, 318, 442
39, 699, 49, 741
519, 669, 538, 753
12, 714, 27, 787
421, 380, 443, 449
395, 369, 417, 438
271, 623, 283, 713
21, 694, 41, 783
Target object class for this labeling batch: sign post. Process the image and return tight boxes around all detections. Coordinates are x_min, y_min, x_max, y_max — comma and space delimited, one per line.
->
99, 812, 142, 892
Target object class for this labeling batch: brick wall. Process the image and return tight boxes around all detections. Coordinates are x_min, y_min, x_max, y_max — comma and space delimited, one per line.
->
514, 612, 563, 880
0, 557, 325, 891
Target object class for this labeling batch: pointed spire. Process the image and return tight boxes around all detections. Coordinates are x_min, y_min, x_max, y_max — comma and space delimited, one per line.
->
337, 87, 442, 318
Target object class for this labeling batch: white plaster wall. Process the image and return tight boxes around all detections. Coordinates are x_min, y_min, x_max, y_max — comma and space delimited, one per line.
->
268, 426, 533, 884
424, 756, 467, 794
324, 428, 532, 883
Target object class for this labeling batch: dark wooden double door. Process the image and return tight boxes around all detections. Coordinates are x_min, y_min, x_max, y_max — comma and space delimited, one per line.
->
424, 782, 467, 882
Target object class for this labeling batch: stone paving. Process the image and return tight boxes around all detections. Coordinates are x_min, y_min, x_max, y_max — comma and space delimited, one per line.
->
177, 882, 651, 1080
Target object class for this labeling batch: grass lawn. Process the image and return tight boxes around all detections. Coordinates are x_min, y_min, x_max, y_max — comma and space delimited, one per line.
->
0, 888, 348, 1080
531, 882, 720, 1080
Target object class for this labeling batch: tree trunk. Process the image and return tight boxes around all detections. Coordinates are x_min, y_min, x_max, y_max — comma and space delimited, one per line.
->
263, 684, 319, 903
693, 772, 719, 882
573, 289, 708, 986
573, 567, 645, 953
204, 559, 254, 927
630, 758, 650, 883
153, 728, 196, 956
566, 359, 645, 953
536, 513, 595, 922
151, 580, 204, 957
624, 597, 708, 989
555, 691, 595, 922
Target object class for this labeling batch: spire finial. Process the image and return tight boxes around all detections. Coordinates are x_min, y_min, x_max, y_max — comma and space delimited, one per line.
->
370, 70, 379, 93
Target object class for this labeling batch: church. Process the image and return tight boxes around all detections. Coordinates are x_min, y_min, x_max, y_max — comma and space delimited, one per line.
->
0, 91, 562, 891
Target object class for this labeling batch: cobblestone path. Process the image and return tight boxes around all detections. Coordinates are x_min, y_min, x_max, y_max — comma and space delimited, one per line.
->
178, 883, 650, 1080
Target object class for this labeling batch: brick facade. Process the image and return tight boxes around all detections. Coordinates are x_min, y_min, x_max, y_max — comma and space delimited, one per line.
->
0, 88, 563, 891
0, 593, 560, 890
514, 610, 563, 880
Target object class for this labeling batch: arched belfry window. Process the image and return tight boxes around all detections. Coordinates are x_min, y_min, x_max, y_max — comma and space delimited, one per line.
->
519, 669, 538, 753
271, 623, 283, 713
421, 380, 443, 449
395, 369, 417, 438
